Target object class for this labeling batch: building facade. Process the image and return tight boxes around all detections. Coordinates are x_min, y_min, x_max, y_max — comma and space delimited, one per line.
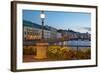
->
23, 20, 52, 40
23, 20, 91, 43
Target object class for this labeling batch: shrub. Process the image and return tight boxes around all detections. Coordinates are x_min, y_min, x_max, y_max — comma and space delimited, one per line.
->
76, 48, 91, 59
23, 46, 36, 55
47, 46, 73, 60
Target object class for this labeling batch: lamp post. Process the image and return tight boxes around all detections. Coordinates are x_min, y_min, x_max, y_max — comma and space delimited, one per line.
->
40, 11, 45, 39
34, 11, 48, 59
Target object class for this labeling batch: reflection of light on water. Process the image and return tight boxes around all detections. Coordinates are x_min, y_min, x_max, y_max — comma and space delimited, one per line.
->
61, 39, 91, 50
68, 46, 90, 51
65, 40, 91, 46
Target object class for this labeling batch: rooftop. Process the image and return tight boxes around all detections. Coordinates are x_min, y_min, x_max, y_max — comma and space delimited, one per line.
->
23, 20, 50, 31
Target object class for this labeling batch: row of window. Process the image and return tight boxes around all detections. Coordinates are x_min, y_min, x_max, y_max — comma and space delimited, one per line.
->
24, 31, 40, 36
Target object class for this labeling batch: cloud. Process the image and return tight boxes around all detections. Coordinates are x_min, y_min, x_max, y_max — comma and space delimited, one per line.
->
82, 27, 91, 31
75, 26, 91, 33
78, 27, 91, 31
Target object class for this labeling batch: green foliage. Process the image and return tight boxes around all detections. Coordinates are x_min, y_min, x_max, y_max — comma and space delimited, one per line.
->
77, 49, 91, 59
23, 45, 91, 60
47, 46, 73, 60
47, 46, 91, 60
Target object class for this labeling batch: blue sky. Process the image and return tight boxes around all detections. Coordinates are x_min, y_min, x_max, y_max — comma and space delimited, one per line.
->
23, 10, 91, 33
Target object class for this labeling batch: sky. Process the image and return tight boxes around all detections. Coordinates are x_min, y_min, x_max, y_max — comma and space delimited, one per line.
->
23, 10, 91, 33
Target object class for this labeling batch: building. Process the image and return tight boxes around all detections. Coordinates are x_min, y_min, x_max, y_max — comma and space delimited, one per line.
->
45, 25, 58, 40
57, 29, 91, 40
57, 32, 62, 39
23, 20, 42, 40
23, 20, 91, 43
23, 20, 53, 40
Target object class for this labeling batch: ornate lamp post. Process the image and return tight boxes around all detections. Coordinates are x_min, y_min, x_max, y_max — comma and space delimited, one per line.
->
40, 11, 45, 39
35, 11, 48, 59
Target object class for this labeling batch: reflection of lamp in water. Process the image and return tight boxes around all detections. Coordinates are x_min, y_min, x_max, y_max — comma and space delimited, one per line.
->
40, 11, 45, 39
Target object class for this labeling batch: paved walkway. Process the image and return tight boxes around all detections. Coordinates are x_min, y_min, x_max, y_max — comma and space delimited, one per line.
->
23, 55, 67, 62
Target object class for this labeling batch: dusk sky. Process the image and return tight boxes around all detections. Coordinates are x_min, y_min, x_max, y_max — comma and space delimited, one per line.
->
23, 10, 91, 33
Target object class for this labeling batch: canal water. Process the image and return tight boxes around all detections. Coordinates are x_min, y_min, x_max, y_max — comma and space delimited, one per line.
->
60, 39, 91, 50
66, 39, 90, 46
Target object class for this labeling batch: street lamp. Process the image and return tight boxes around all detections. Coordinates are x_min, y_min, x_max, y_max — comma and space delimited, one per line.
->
34, 11, 48, 59
40, 11, 45, 39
